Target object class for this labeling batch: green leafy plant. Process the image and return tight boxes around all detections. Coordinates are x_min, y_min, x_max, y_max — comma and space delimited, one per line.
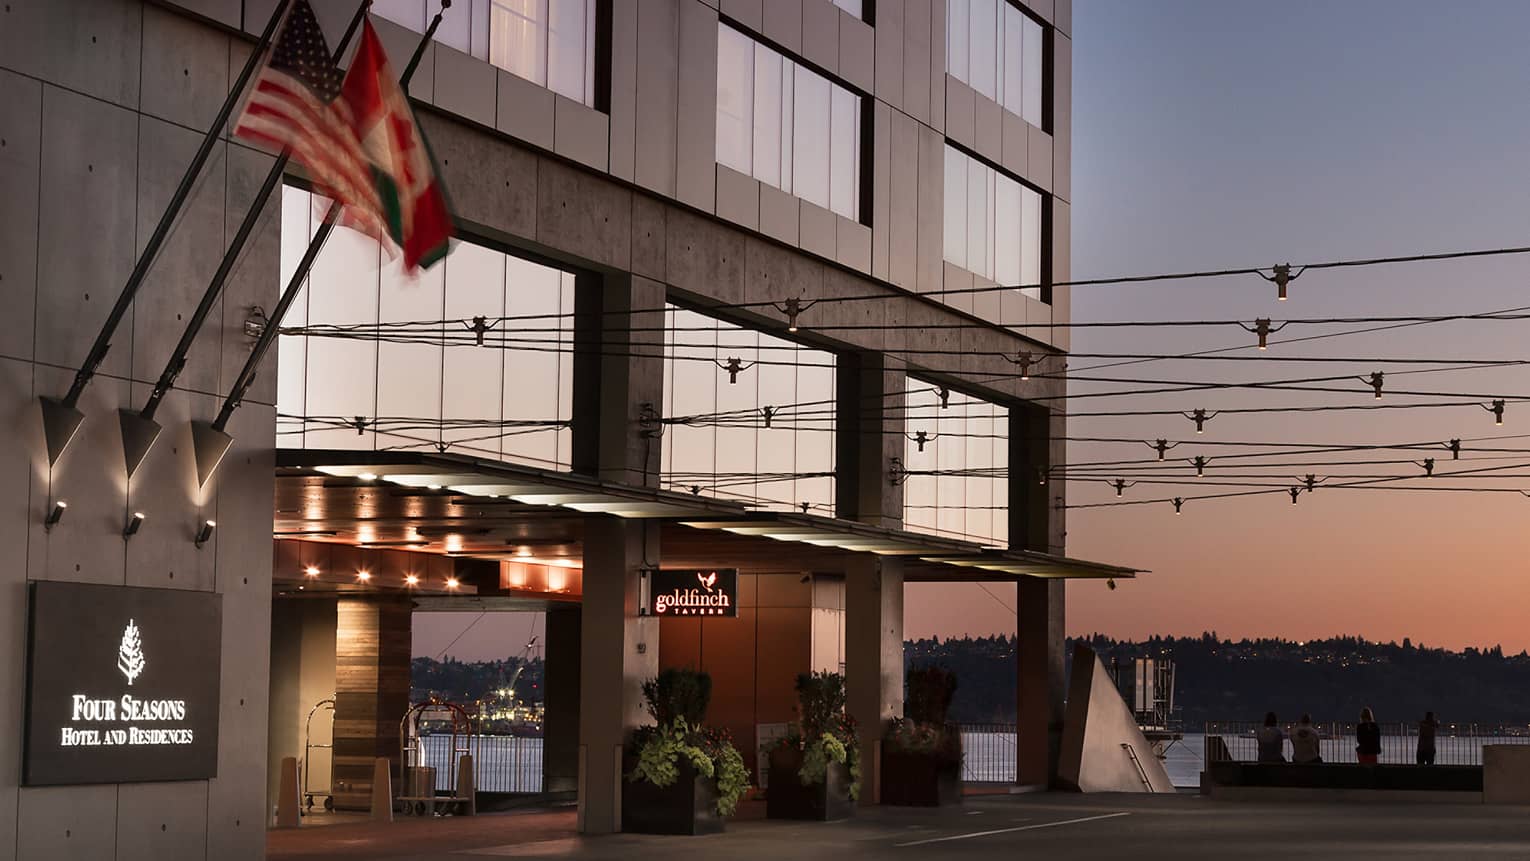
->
628, 670, 750, 818
883, 665, 963, 766
772, 671, 862, 800
642, 667, 713, 727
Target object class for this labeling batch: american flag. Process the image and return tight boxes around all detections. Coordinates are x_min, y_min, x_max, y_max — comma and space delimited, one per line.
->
233, 0, 388, 242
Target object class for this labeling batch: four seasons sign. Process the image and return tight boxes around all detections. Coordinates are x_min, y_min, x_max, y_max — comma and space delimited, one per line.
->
23, 582, 222, 785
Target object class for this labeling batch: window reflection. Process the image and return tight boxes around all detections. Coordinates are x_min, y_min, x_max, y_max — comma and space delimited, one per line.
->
716, 23, 863, 222
278, 187, 574, 471
661, 307, 836, 513
902, 377, 1008, 545
943, 145, 1043, 300
947, 0, 1045, 128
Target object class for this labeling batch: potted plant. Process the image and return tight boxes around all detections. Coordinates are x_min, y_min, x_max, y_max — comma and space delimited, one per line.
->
766, 672, 860, 820
623, 668, 749, 835
881, 665, 963, 806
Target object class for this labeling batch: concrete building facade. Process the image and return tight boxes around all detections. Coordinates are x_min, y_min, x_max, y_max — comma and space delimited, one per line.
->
0, 0, 1105, 856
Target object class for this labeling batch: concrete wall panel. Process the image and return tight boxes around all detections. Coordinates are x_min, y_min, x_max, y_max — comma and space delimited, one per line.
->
35, 86, 139, 376
0, 358, 33, 855
433, 44, 497, 128
29, 367, 129, 587
608, 0, 640, 181
634, 0, 681, 196
743, 236, 822, 312
901, 0, 932, 124
141, 4, 230, 132
870, 100, 892, 280
125, 388, 213, 591
553, 96, 611, 172
914, 124, 944, 293
762, 0, 803, 56
801, 0, 840, 76
421, 113, 538, 244
757, 183, 800, 248
836, 216, 872, 274
165, 0, 240, 28
798, 201, 838, 262
219, 142, 280, 405
873, 0, 904, 109
839, 13, 874, 94
0, 0, 141, 109
675, 0, 719, 211
0, 70, 41, 362
715, 165, 761, 231
886, 112, 918, 289
720, 0, 763, 32
116, 781, 210, 861
131, 116, 227, 395
16, 785, 119, 861
372, 17, 435, 102
536, 158, 632, 270
631, 193, 668, 282
496, 69, 556, 151
666, 209, 745, 305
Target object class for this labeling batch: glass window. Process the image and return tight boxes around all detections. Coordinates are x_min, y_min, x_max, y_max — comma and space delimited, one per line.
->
487, 0, 600, 108
661, 306, 836, 513
278, 186, 574, 470
716, 23, 862, 221
903, 378, 1009, 545
949, 0, 1045, 127
943, 144, 1043, 291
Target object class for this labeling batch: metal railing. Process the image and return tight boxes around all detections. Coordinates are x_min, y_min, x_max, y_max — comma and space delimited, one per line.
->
1204, 721, 1530, 766
418, 733, 545, 793
957, 723, 1018, 783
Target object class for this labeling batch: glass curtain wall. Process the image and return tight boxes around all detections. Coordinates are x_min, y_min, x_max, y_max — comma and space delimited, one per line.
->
943, 145, 1043, 300
946, 0, 1045, 127
661, 306, 836, 513
373, 0, 599, 107
277, 187, 574, 470
901, 377, 1009, 545
716, 23, 863, 221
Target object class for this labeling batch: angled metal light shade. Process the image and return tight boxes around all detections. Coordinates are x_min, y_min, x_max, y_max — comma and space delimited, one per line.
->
38, 397, 85, 466
118, 409, 163, 478
190, 420, 235, 488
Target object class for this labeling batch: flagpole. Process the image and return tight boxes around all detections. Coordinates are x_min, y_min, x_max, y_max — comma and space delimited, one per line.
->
189, 2, 452, 487
38, 0, 295, 466
117, 0, 374, 477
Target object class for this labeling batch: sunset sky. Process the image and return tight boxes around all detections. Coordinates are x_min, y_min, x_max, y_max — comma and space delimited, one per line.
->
417, 0, 1530, 661
907, 0, 1530, 651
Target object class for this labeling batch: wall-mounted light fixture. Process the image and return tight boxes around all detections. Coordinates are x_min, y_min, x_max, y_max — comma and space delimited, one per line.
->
356, 569, 371, 582
123, 511, 145, 538
194, 519, 216, 548
445, 577, 460, 589
304, 565, 320, 577
405, 574, 420, 586
44, 500, 68, 532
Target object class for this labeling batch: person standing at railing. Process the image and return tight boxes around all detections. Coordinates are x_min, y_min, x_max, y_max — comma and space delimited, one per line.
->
1291, 714, 1323, 764
1357, 708, 1382, 765
1256, 712, 1286, 763
1417, 712, 1438, 765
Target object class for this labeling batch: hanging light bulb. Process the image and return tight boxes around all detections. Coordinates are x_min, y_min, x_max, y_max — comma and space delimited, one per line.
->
775, 297, 816, 333
1151, 439, 1175, 461
911, 430, 931, 452
1486, 399, 1506, 426
1187, 409, 1215, 434
1014, 350, 1035, 381
1193, 456, 1208, 477
762, 405, 777, 429
1255, 318, 1271, 350
1288, 487, 1300, 505
1172, 498, 1184, 514
1420, 458, 1435, 478
1447, 439, 1461, 460
1112, 478, 1127, 497
1303, 474, 1318, 492
938, 387, 950, 409
1260, 263, 1300, 301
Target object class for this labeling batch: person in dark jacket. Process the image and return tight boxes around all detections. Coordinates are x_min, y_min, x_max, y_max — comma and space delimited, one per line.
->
1256, 711, 1285, 763
1417, 711, 1438, 765
1356, 708, 1382, 764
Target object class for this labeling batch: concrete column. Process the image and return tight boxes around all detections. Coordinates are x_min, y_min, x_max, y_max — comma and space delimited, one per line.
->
1011, 405, 1067, 786
837, 354, 905, 803
332, 596, 412, 811
266, 597, 338, 815
571, 271, 664, 833
542, 606, 582, 796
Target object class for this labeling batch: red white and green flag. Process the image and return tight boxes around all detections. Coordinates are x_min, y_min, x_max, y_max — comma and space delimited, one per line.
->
338, 21, 454, 272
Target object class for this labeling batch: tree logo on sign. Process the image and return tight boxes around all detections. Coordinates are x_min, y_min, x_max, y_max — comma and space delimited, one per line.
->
117, 620, 146, 685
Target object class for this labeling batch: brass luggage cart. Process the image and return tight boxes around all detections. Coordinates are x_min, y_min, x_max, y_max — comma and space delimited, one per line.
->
396, 699, 476, 816
302, 697, 336, 812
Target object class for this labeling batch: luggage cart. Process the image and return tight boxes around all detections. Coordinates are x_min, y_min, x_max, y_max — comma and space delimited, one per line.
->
302, 697, 336, 813
396, 699, 476, 816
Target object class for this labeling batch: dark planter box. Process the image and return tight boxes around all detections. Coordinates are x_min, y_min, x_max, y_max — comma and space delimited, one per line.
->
880, 749, 963, 806
766, 747, 856, 821
621, 762, 724, 835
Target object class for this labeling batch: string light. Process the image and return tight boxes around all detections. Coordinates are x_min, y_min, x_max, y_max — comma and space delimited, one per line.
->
938, 387, 950, 409
909, 430, 933, 452
1446, 439, 1461, 459
1148, 439, 1180, 461
357, 570, 372, 582
1259, 263, 1303, 301
1187, 409, 1217, 434
1240, 318, 1288, 349
1010, 351, 1036, 380
1486, 399, 1506, 425
1419, 458, 1435, 477
1365, 371, 1385, 399
1193, 456, 1209, 477
305, 566, 320, 577
775, 297, 816, 333
1288, 487, 1301, 504
1172, 497, 1184, 514
1111, 478, 1136, 497
405, 574, 420, 586
716, 357, 752, 384
761, 406, 776, 428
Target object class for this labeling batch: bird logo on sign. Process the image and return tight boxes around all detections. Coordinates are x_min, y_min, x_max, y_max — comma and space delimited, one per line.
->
697, 571, 718, 592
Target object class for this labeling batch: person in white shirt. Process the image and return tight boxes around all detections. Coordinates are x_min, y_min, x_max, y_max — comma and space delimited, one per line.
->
1290, 713, 1323, 764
